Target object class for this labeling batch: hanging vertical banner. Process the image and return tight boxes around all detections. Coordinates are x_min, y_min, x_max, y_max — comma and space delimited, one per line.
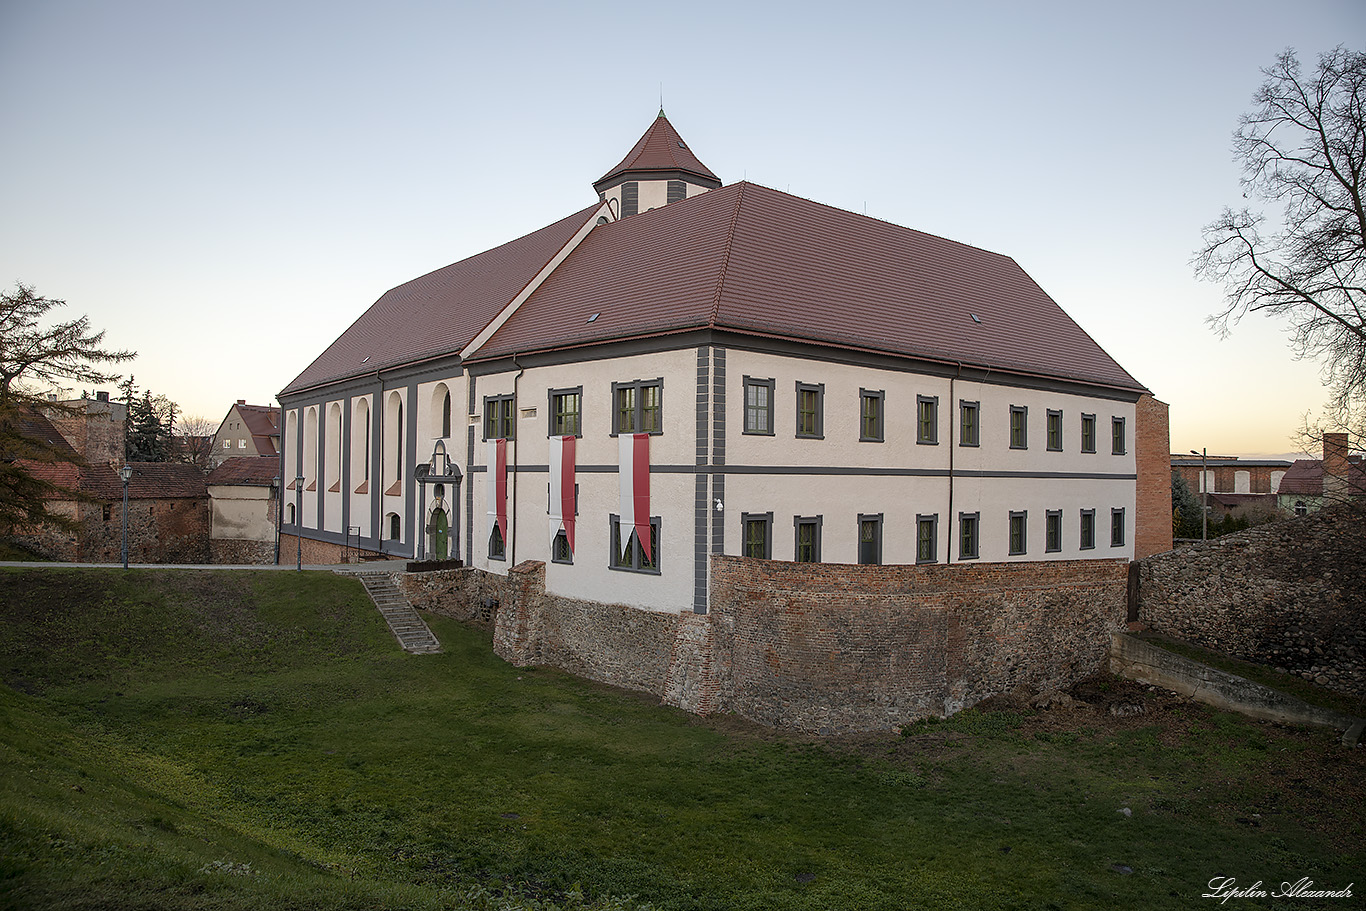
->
618, 432, 651, 561
548, 435, 576, 552
486, 438, 507, 545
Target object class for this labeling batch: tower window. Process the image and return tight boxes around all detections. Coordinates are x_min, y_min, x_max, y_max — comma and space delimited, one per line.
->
621, 182, 639, 217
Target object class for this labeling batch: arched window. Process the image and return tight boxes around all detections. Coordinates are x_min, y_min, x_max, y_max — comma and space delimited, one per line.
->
383, 391, 403, 489
325, 402, 342, 491
286, 503, 295, 524
352, 397, 371, 483
387, 512, 401, 540
434, 384, 452, 438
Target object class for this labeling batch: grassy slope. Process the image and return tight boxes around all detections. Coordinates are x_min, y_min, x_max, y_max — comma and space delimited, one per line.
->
0, 568, 1360, 910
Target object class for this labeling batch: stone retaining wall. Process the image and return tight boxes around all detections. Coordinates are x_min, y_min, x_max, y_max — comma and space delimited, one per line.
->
1136, 507, 1366, 697
415, 555, 1129, 734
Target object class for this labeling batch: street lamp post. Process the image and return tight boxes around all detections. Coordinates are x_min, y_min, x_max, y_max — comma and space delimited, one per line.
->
270, 476, 280, 565
295, 475, 304, 570
1189, 448, 1208, 541
119, 465, 133, 569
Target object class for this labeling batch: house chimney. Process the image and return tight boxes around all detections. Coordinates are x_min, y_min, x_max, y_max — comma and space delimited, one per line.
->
96, 391, 109, 402
237, 399, 246, 405
1322, 433, 1349, 502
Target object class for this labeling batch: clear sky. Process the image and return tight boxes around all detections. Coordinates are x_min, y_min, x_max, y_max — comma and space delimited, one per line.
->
2, 0, 1361, 458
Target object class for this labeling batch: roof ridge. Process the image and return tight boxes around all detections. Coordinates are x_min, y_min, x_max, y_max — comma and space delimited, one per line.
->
708, 182, 748, 328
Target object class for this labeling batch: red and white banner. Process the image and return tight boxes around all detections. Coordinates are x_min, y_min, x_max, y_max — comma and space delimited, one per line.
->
486, 438, 507, 545
548, 435, 576, 553
618, 432, 651, 561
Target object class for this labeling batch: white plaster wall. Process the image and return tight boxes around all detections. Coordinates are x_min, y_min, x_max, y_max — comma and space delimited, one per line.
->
471, 349, 696, 612
210, 486, 275, 542
322, 398, 344, 534
380, 387, 409, 543
600, 178, 710, 218
349, 395, 373, 540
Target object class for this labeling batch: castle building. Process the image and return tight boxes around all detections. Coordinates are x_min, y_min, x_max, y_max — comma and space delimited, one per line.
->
279, 112, 1167, 612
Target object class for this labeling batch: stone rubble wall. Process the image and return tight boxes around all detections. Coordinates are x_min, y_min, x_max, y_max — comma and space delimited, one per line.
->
407, 556, 1128, 735
1136, 506, 1366, 698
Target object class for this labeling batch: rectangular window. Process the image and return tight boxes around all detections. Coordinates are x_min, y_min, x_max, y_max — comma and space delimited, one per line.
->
860, 388, 884, 442
795, 382, 824, 438
743, 376, 775, 435
612, 379, 663, 435
549, 387, 582, 437
1009, 405, 1028, 449
794, 516, 822, 562
959, 512, 979, 560
916, 513, 938, 564
1081, 413, 1097, 453
1046, 509, 1062, 552
1111, 508, 1126, 547
917, 395, 939, 444
1047, 409, 1063, 451
857, 513, 883, 565
483, 394, 514, 440
488, 524, 505, 560
959, 400, 980, 447
551, 530, 572, 564
609, 514, 660, 573
223, 439, 232, 449
1112, 417, 1126, 455
1080, 509, 1096, 550
238, 439, 246, 448
1009, 510, 1028, 555
741, 512, 773, 559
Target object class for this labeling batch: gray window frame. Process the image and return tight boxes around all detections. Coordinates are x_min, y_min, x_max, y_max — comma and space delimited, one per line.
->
1111, 508, 1126, 547
483, 394, 515, 441
1112, 416, 1127, 455
1046, 409, 1063, 452
611, 378, 664, 436
742, 376, 776, 436
958, 511, 980, 560
1045, 509, 1062, 552
741, 511, 774, 559
859, 388, 885, 442
548, 386, 583, 438
1081, 413, 1097, 453
917, 395, 939, 445
1009, 510, 1028, 555
857, 512, 883, 565
795, 381, 825, 439
1009, 405, 1028, 450
608, 513, 661, 574
1080, 509, 1096, 550
916, 513, 938, 564
794, 515, 823, 562
959, 400, 980, 447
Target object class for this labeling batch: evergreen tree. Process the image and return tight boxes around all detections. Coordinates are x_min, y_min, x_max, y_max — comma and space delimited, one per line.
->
126, 391, 176, 462
1171, 471, 1204, 539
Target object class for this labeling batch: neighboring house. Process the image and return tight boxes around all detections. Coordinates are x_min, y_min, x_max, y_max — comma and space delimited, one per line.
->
211, 400, 280, 466
1277, 433, 1365, 516
278, 111, 1168, 613
1170, 454, 1291, 519
206, 457, 281, 564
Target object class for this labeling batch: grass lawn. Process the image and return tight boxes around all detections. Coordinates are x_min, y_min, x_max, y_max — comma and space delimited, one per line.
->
0, 568, 1361, 910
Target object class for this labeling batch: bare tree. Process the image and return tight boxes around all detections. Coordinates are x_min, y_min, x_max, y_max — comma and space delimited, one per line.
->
174, 414, 218, 472
1195, 47, 1366, 417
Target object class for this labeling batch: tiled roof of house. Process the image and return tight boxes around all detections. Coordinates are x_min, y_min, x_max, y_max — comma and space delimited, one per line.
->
207, 457, 280, 487
20, 460, 208, 501
594, 112, 721, 191
474, 182, 1146, 392
5, 409, 79, 460
281, 204, 601, 396
233, 403, 280, 455
1278, 458, 1366, 497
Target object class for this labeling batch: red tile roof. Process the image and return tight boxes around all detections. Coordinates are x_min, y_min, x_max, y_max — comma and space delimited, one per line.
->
594, 112, 720, 191
19, 460, 208, 501
474, 182, 1145, 392
281, 204, 602, 396
229, 403, 280, 455
207, 457, 281, 487
5, 410, 79, 460
1278, 458, 1366, 497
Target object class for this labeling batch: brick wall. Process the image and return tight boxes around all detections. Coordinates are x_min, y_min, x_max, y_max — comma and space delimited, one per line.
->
1134, 393, 1172, 559
13, 497, 210, 564
1137, 506, 1366, 697
278, 533, 400, 566
453, 555, 1127, 734
210, 539, 277, 565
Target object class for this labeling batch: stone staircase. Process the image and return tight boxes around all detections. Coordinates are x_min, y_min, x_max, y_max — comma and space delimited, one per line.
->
351, 572, 441, 655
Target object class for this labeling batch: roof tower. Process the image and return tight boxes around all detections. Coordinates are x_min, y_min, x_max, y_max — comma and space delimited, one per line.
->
593, 112, 721, 218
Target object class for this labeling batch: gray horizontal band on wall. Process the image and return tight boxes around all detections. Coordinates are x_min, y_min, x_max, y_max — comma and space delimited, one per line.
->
472, 464, 1137, 481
